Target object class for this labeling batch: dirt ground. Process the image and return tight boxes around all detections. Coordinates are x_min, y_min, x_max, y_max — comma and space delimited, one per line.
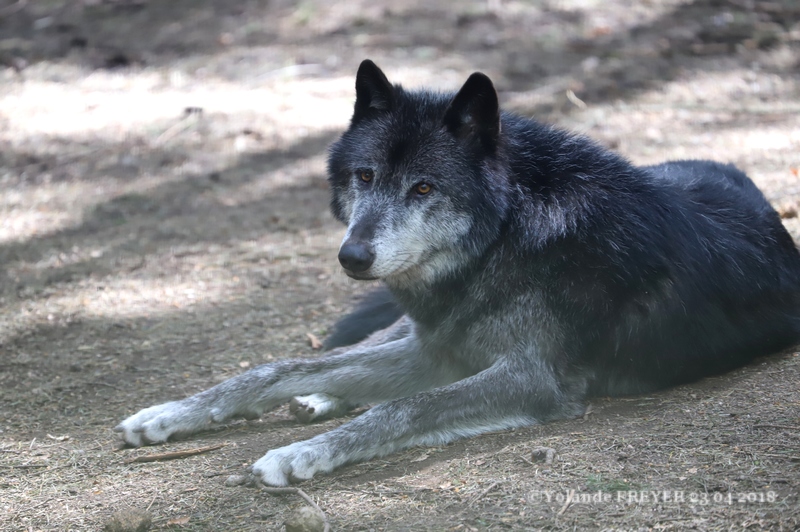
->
1, 0, 799, 530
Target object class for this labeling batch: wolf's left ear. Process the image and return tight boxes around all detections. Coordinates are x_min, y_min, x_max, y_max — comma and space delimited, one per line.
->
353, 60, 394, 122
443, 72, 500, 151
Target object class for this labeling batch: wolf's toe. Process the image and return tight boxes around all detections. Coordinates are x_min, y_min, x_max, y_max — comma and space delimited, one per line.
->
252, 441, 333, 486
252, 451, 292, 487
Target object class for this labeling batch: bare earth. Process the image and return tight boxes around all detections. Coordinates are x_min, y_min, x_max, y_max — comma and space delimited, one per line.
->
1, 1, 799, 530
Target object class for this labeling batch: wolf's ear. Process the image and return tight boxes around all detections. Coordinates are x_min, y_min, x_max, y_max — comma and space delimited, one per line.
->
353, 60, 394, 122
443, 72, 500, 151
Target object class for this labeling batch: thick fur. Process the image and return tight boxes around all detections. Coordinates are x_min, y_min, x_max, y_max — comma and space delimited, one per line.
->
116, 61, 800, 486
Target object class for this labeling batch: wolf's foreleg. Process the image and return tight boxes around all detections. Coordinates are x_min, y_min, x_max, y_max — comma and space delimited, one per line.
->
252, 355, 582, 485
115, 318, 460, 446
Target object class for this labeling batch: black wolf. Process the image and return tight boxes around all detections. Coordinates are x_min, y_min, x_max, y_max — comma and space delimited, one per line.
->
116, 60, 800, 486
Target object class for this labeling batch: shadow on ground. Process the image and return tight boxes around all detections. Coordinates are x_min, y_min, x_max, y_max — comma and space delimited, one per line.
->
2, 0, 798, 110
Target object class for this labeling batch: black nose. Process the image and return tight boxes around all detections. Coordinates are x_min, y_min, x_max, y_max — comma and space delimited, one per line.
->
338, 242, 375, 273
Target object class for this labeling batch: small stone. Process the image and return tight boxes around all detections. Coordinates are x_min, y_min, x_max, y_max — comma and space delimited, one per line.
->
224, 474, 250, 487
103, 509, 152, 532
531, 447, 556, 464
284, 506, 325, 532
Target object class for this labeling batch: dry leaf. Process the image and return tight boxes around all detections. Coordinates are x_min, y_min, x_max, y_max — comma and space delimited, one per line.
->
239, 361, 250, 368
778, 204, 798, 220
306, 333, 323, 350
166, 516, 190, 525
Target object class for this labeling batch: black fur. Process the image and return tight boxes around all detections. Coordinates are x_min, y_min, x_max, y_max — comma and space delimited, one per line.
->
324, 287, 404, 350
328, 61, 800, 394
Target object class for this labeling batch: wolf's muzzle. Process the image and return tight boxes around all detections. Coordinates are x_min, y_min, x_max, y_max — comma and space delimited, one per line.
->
338, 242, 376, 273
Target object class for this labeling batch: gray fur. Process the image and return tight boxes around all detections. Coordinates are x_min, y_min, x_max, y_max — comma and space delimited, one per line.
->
116, 316, 552, 485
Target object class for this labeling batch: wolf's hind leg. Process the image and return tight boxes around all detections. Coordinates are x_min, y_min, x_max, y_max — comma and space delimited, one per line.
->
286, 313, 411, 423
289, 394, 354, 423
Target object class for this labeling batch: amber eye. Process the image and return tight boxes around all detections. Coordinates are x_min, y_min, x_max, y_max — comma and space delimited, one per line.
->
415, 182, 432, 195
359, 169, 374, 182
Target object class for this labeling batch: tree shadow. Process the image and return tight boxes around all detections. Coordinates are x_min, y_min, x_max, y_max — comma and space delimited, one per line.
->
0, 128, 339, 298
0, 0, 277, 69
454, 0, 798, 113
1, 0, 796, 109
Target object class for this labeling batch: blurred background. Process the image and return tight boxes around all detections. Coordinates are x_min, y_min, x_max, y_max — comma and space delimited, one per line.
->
1, 1, 799, 530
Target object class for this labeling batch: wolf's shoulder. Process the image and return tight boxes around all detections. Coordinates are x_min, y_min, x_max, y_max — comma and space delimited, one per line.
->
499, 113, 642, 189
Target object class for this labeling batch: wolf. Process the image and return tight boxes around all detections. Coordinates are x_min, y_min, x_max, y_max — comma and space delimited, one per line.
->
116, 60, 800, 486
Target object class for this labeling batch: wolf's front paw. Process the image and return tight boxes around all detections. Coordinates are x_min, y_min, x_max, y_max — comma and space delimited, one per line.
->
114, 401, 208, 447
289, 393, 349, 423
251, 441, 334, 486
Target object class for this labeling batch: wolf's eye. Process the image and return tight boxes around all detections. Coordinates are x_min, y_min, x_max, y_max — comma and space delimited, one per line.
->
414, 182, 433, 195
359, 169, 374, 183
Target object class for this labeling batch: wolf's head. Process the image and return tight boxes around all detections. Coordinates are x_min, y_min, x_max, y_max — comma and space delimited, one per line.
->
328, 60, 510, 288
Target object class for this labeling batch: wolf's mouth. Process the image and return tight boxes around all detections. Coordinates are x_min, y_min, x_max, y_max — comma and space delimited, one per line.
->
343, 268, 380, 281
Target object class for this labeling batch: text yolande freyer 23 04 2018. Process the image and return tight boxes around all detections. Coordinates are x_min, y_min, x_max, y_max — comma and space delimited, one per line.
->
528, 490, 779, 505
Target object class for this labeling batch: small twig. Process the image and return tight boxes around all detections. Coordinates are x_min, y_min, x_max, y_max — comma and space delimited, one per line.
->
9, 497, 51, 522
557, 489, 575, 516
258, 484, 330, 532
153, 113, 200, 147
752, 424, 800, 431
306, 332, 323, 350
87, 381, 122, 390
760, 453, 800, 461
0, 463, 48, 469
146, 491, 159, 512
202, 471, 229, 478
737, 442, 800, 449
124, 443, 227, 463
566, 89, 587, 110
259, 63, 324, 81
127, 257, 146, 272
733, 449, 800, 461
468, 481, 501, 505
365, 487, 433, 496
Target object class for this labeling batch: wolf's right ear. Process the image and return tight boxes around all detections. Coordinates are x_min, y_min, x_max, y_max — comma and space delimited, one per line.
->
353, 60, 394, 122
